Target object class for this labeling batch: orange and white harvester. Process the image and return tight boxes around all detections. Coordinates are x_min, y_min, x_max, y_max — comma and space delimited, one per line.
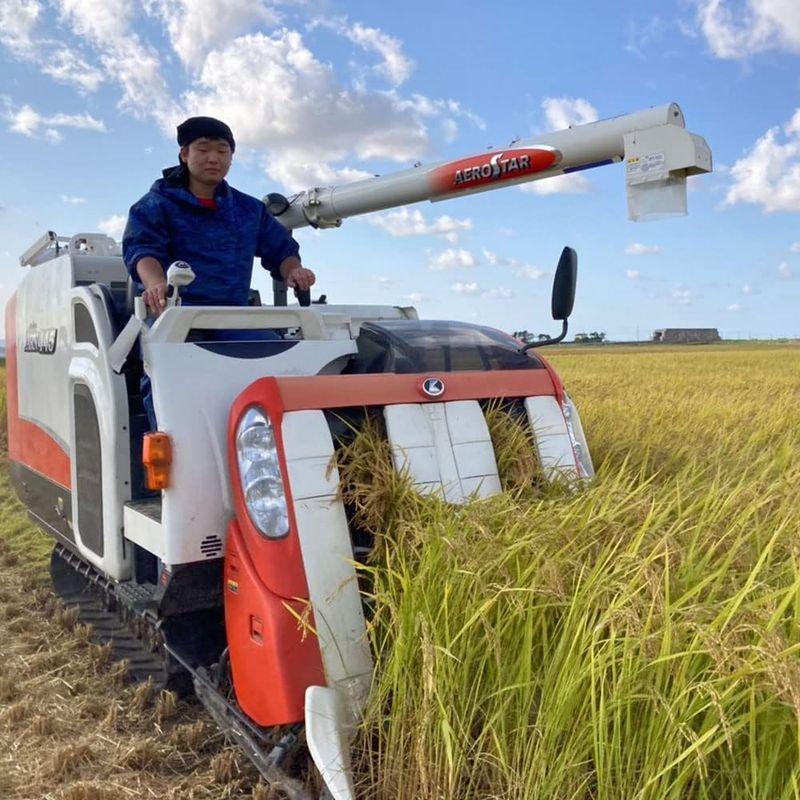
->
6, 104, 711, 799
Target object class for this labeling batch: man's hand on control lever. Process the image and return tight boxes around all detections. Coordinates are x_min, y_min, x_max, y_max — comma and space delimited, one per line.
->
280, 256, 316, 292
136, 257, 170, 316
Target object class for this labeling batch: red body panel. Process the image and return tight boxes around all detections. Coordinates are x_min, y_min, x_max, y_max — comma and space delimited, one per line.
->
224, 520, 325, 726
4, 294, 71, 488
269, 369, 556, 412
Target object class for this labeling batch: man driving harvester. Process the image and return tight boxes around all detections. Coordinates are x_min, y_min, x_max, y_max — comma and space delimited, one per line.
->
122, 115, 315, 427
123, 115, 315, 313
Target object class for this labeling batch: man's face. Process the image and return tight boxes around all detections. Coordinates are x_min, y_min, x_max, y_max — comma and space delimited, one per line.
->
180, 137, 233, 185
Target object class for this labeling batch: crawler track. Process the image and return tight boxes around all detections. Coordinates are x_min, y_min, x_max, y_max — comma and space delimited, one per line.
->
49, 543, 319, 799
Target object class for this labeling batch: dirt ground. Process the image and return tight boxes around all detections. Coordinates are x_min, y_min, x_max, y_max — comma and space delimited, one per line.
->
0, 506, 271, 799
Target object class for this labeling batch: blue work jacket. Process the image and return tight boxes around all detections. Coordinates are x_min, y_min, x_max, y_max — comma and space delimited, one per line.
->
122, 167, 300, 306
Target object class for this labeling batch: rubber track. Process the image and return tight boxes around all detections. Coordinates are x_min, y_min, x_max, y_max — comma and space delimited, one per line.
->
50, 545, 172, 688
49, 545, 317, 795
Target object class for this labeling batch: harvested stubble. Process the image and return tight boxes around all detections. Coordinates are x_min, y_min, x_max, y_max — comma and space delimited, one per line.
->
2, 346, 799, 799
340, 345, 800, 800
0, 371, 271, 799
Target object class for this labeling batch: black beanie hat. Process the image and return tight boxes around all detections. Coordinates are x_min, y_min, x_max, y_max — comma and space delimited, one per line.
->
177, 116, 236, 152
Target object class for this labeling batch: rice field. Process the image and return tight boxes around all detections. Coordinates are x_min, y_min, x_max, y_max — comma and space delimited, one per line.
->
1, 343, 799, 799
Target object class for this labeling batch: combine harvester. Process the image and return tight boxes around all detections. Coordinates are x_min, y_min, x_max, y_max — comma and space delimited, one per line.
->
6, 104, 711, 799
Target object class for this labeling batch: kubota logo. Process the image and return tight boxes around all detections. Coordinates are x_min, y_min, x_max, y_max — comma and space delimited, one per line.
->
430, 147, 561, 196
421, 377, 445, 398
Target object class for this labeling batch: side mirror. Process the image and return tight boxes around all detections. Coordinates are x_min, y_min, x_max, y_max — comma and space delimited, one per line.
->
520, 246, 578, 351
264, 192, 290, 217
552, 246, 577, 321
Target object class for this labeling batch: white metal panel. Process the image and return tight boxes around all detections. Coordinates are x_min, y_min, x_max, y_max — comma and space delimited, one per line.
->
16, 255, 74, 449
66, 288, 133, 580
123, 506, 165, 562
447, 401, 501, 500
452, 440, 499, 478
281, 411, 335, 460
423, 403, 463, 503
285, 457, 338, 501
384, 404, 443, 491
444, 400, 489, 444
385, 401, 502, 503
524, 396, 579, 480
384, 404, 435, 449
144, 338, 354, 566
305, 686, 357, 800
461, 474, 502, 499
282, 410, 372, 709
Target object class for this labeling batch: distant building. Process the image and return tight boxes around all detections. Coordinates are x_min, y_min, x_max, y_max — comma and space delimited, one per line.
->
574, 332, 589, 342
652, 328, 721, 343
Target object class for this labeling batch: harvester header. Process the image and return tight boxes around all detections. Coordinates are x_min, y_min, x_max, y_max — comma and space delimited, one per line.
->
271, 102, 712, 230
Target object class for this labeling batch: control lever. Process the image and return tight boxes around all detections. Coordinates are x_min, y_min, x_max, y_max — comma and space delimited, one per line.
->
294, 287, 311, 307
165, 260, 196, 307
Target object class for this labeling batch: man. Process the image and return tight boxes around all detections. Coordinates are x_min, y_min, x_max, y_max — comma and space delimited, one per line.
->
123, 115, 315, 315
123, 116, 315, 428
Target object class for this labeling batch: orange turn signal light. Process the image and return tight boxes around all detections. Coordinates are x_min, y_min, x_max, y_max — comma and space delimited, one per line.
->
143, 432, 173, 490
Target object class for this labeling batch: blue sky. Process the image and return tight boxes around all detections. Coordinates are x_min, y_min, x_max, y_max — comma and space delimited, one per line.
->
1, 0, 799, 340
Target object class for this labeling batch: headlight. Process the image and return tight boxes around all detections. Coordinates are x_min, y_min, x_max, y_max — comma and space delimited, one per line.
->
236, 407, 290, 538
561, 393, 595, 479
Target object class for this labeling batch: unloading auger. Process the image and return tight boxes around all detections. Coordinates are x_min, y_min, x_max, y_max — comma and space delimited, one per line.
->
7, 103, 711, 799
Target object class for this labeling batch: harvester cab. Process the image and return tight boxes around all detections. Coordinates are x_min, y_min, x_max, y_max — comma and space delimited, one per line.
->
6, 103, 712, 799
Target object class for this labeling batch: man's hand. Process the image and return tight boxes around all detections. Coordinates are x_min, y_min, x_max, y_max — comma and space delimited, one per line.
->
142, 282, 169, 315
280, 257, 316, 291
136, 257, 169, 316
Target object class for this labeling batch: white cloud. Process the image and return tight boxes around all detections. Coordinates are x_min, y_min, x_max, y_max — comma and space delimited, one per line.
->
698, 0, 800, 59
778, 261, 792, 278
725, 111, 800, 212
2, 6, 478, 192
625, 242, 661, 255
41, 48, 103, 91
791, 241, 800, 252
742, 283, 753, 294
450, 281, 480, 295
626, 269, 640, 280
516, 96, 600, 196
514, 265, 545, 280
368, 207, 472, 242
143, 0, 280, 68
441, 118, 458, 143
310, 16, 414, 86
520, 172, 591, 196
402, 292, 426, 303
61, 194, 87, 204
6, 104, 106, 139
182, 31, 432, 189
0, 0, 40, 53
429, 248, 476, 271
541, 96, 599, 131
343, 21, 413, 85
726, 303, 742, 312
481, 287, 514, 299
97, 214, 127, 240
0, 1, 104, 92
482, 248, 497, 265
56, 0, 173, 122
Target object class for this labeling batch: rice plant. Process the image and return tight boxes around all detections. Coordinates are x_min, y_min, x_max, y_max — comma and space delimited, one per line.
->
343, 345, 800, 800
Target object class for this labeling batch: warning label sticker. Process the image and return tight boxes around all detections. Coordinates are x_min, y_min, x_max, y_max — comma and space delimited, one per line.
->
626, 152, 666, 183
